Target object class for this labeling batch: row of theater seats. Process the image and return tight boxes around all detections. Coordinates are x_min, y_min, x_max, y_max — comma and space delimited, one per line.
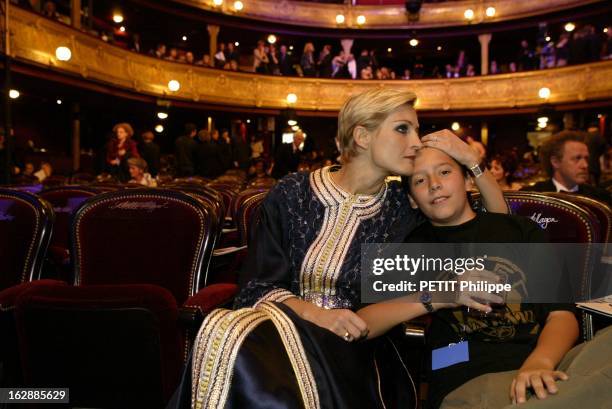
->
0, 176, 610, 408
0, 172, 270, 408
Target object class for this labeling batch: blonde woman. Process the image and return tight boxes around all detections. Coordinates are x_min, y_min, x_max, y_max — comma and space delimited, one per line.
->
171, 88, 507, 409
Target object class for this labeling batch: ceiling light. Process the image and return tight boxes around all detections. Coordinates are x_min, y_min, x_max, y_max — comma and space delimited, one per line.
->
267, 34, 277, 44
485, 7, 496, 17
451, 122, 460, 131
182, 35, 187, 41
356, 15, 366, 25
168, 80, 181, 92
464, 9, 474, 21
538, 87, 551, 99
246, 119, 251, 124
234, 41, 239, 46
437, 45, 442, 51
112, 14, 123, 23
55, 46, 72, 61
545, 36, 551, 42
155, 124, 164, 133
56, 99, 62, 104
409, 38, 419, 47
157, 112, 169, 120
604, 28, 609, 33
9, 89, 20, 99
564, 22, 575, 32
286, 93, 297, 104
387, 47, 392, 53
336, 14, 345, 24
287, 120, 297, 126
233, 1, 244, 11
289, 45, 294, 50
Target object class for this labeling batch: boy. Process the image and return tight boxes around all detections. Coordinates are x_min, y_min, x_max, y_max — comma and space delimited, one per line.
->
357, 147, 581, 409
405, 147, 581, 408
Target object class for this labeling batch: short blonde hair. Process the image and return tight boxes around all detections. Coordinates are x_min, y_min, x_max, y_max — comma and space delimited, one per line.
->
337, 88, 417, 163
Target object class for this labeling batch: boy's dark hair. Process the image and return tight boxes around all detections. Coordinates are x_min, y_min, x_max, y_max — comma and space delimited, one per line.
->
402, 148, 470, 192
539, 131, 586, 177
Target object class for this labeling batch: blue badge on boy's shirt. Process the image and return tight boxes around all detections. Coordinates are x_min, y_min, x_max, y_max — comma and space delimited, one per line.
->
431, 341, 469, 370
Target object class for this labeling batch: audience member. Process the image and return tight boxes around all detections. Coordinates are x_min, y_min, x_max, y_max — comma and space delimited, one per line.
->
174, 123, 198, 177
127, 157, 156, 187
34, 161, 53, 182
106, 122, 139, 182
253, 40, 269, 74
271, 130, 304, 179
214, 43, 227, 68
139, 130, 161, 177
300, 42, 316, 77
520, 130, 610, 204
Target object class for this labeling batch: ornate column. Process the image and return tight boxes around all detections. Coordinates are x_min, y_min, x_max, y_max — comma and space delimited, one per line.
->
478, 33, 492, 75
71, 0, 81, 29
207, 24, 220, 60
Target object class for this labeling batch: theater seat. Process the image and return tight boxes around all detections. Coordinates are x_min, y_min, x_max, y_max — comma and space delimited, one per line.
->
472, 191, 600, 340
0, 189, 54, 290
14, 284, 181, 408
39, 186, 98, 282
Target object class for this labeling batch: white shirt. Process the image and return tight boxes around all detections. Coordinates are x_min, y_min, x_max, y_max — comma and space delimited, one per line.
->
552, 177, 579, 192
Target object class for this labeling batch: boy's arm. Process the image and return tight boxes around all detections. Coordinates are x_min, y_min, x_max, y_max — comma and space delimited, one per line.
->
510, 310, 579, 404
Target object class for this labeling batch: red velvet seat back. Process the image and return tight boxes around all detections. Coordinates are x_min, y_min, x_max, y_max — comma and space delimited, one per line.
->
231, 188, 268, 221
0, 189, 53, 290
549, 193, 612, 243
208, 185, 237, 220
15, 284, 181, 407
39, 187, 97, 250
473, 191, 598, 243
237, 191, 267, 247
72, 189, 216, 304
474, 191, 597, 295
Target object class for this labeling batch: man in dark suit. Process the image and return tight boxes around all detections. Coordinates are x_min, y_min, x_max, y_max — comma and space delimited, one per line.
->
140, 130, 161, 177
272, 130, 305, 179
175, 123, 198, 177
521, 130, 610, 205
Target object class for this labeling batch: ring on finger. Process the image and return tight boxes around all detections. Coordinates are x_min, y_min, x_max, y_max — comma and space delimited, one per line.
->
343, 331, 353, 342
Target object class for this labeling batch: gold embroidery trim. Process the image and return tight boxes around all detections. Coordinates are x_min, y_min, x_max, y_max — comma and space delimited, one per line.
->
192, 302, 320, 409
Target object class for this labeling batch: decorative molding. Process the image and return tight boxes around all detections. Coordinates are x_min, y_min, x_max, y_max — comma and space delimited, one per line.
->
8, 7, 612, 112
170, 0, 603, 29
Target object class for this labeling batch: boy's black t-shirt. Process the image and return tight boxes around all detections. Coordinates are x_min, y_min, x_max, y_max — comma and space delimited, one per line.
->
406, 212, 576, 409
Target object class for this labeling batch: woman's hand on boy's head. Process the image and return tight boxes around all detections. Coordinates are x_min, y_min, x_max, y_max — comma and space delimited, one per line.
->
421, 129, 479, 167
510, 369, 568, 404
